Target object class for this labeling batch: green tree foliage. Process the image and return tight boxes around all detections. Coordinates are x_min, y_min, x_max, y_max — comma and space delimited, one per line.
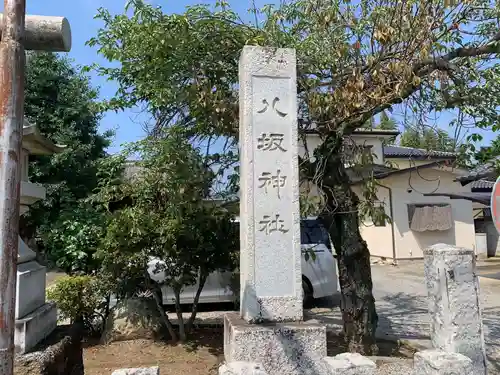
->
93, 129, 238, 342
475, 135, 500, 164
47, 275, 111, 334
44, 203, 107, 275
360, 117, 374, 129
21, 52, 112, 263
400, 127, 456, 152
360, 112, 397, 131
89, 0, 500, 353
377, 112, 397, 131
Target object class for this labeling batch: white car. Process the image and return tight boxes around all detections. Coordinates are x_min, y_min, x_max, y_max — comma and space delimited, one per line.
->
147, 217, 340, 305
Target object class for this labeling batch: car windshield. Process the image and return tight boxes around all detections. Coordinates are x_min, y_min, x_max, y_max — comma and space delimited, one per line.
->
301, 219, 329, 246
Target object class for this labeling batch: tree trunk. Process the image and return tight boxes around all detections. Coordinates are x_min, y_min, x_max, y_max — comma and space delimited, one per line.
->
173, 287, 186, 342
145, 273, 178, 341
186, 271, 208, 334
315, 133, 379, 355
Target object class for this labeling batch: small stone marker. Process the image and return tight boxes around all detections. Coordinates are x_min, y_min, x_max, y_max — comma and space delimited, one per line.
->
423, 244, 487, 375
323, 353, 376, 375
238, 45, 302, 322
414, 350, 473, 375
111, 367, 160, 375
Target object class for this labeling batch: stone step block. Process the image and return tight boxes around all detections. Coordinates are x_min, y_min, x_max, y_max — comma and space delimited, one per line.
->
16, 302, 57, 353
112, 367, 160, 375
16, 260, 47, 319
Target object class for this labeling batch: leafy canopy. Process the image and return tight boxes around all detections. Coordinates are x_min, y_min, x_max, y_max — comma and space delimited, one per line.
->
89, 0, 500, 140
95, 128, 238, 296
22, 52, 112, 260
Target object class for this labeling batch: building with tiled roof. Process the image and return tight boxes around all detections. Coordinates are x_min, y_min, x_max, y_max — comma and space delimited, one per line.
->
302, 128, 479, 261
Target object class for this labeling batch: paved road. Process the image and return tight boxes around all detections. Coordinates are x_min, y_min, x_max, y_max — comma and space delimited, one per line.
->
477, 258, 500, 280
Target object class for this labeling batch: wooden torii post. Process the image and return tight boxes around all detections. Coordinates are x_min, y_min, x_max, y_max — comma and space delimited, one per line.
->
0, 1, 71, 374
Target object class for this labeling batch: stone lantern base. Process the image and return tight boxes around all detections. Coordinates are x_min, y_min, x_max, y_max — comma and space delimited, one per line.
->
16, 302, 57, 353
14, 237, 58, 353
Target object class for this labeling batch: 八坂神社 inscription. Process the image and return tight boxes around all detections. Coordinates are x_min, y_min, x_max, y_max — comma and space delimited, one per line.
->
257, 133, 287, 152
259, 214, 289, 235
258, 170, 286, 198
257, 97, 288, 117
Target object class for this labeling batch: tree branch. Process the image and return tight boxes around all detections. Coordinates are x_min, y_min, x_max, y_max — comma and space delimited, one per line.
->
341, 32, 500, 133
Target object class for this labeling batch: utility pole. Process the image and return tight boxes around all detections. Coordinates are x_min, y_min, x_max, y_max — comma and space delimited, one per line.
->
0, 1, 71, 374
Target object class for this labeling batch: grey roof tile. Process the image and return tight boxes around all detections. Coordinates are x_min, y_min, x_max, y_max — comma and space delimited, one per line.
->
456, 155, 500, 183
470, 179, 495, 190
383, 145, 457, 159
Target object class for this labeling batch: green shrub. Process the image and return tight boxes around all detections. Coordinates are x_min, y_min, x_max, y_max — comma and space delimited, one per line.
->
47, 275, 110, 333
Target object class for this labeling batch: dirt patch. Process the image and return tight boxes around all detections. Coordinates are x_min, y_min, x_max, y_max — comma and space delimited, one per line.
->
82, 327, 413, 375
326, 332, 416, 358
327, 332, 416, 357
83, 328, 223, 375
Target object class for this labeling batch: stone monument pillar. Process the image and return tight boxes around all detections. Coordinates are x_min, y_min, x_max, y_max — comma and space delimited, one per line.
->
238, 46, 302, 323
221, 46, 329, 375
15, 122, 65, 353
423, 243, 487, 375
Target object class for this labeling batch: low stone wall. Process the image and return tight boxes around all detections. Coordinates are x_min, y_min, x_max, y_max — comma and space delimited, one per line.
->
14, 324, 83, 375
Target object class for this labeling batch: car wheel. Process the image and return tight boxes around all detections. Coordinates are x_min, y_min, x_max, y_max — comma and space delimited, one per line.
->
302, 278, 313, 308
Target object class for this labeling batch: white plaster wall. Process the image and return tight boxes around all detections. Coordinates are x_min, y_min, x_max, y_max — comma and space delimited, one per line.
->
349, 135, 385, 164
299, 133, 386, 164
369, 168, 474, 259
299, 134, 475, 259
352, 184, 394, 258
298, 134, 322, 161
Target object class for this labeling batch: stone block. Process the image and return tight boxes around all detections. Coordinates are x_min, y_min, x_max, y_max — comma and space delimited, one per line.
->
223, 313, 328, 375
15, 302, 57, 354
14, 323, 83, 375
423, 244, 487, 375
323, 353, 376, 375
101, 298, 164, 343
18, 236, 37, 263
219, 362, 268, 375
238, 46, 302, 323
413, 350, 473, 375
16, 260, 46, 319
111, 367, 160, 375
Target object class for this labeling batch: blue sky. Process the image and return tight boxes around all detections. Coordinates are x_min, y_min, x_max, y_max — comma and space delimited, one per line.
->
14, 0, 270, 153
3, 0, 498, 153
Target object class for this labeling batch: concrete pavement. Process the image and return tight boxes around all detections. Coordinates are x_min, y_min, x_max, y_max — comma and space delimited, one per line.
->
167, 261, 500, 373
477, 257, 500, 280
306, 262, 500, 374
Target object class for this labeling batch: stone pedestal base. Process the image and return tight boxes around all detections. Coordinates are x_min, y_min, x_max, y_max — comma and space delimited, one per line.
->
15, 302, 57, 353
223, 313, 329, 375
